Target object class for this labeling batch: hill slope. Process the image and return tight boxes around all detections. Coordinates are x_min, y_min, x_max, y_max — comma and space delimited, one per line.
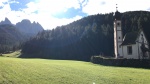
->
0, 24, 27, 53
0, 57, 150, 84
21, 11, 150, 61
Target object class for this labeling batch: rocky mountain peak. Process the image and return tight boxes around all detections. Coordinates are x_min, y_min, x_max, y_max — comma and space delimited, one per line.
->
0, 17, 12, 25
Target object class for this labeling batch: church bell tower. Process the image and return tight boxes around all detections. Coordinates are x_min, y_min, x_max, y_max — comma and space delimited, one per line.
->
114, 4, 123, 58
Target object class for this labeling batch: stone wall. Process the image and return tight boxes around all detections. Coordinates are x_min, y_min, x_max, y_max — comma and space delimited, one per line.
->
91, 56, 150, 68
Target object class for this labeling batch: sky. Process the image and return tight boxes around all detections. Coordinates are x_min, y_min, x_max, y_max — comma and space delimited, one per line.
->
0, 0, 150, 30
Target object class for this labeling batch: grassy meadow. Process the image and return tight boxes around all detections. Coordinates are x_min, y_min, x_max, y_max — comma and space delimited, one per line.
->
0, 52, 150, 84
1, 50, 21, 58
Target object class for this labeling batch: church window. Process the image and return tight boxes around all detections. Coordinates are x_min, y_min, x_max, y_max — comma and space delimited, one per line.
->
117, 23, 120, 26
127, 46, 132, 55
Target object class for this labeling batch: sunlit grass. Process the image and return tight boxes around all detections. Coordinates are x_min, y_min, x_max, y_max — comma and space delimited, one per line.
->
0, 57, 150, 84
1, 50, 21, 58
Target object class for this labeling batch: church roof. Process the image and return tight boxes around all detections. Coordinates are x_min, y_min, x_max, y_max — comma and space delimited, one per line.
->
114, 4, 121, 20
121, 31, 139, 45
114, 10, 121, 20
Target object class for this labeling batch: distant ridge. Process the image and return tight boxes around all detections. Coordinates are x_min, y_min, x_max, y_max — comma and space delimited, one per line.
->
0, 17, 12, 25
16, 19, 44, 36
0, 17, 44, 53
0, 17, 44, 37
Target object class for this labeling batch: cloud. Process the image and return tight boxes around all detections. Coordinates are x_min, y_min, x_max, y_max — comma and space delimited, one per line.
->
0, 2, 11, 21
19, 0, 84, 29
82, 0, 117, 15
0, 0, 8, 7
27, 0, 80, 15
82, 0, 150, 15
0, 0, 84, 30
9, 0, 19, 4
52, 7, 87, 19
0, 0, 150, 30
40, 15, 83, 29
117, 0, 150, 12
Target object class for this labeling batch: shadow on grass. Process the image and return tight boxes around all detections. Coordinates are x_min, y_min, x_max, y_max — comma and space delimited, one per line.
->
100, 63, 150, 70
18, 53, 85, 62
19, 53, 150, 69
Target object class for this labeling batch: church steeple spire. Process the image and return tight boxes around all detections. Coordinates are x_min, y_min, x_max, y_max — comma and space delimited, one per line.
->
116, 4, 118, 11
114, 4, 123, 58
114, 4, 121, 20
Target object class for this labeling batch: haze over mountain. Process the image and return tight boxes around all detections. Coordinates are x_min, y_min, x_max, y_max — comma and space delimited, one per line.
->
0, 18, 12, 25
16, 19, 44, 36
0, 17, 44, 53
0, 24, 26, 53
0, 17, 44, 36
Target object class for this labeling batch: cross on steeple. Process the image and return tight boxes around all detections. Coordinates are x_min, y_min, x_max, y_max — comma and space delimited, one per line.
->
116, 4, 118, 11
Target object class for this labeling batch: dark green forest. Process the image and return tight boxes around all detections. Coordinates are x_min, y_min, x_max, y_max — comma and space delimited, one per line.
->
21, 11, 150, 61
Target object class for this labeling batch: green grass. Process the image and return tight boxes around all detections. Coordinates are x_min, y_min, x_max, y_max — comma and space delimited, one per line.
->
0, 57, 150, 84
1, 50, 21, 57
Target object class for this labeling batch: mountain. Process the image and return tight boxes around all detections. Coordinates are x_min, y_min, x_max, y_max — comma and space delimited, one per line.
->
0, 18, 44, 53
0, 18, 44, 37
16, 19, 44, 36
0, 17, 12, 25
0, 24, 27, 53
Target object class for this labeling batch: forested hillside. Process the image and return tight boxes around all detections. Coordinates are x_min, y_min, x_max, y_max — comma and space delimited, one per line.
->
21, 11, 150, 61
0, 24, 27, 53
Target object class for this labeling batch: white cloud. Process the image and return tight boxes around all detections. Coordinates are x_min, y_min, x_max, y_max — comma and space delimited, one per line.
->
0, 3, 11, 21
42, 15, 82, 29
117, 0, 150, 12
0, 0, 82, 30
0, 0, 150, 30
0, 0, 8, 6
17, 0, 82, 29
24, 0, 80, 15
82, 0, 115, 15
23, 2, 38, 14
9, 0, 19, 4
82, 0, 150, 15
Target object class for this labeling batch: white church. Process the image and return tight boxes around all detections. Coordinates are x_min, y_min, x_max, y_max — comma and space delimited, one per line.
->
114, 9, 150, 59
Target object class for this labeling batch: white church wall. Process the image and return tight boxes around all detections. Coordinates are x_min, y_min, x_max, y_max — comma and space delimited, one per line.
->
122, 31, 150, 59
123, 44, 139, 59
